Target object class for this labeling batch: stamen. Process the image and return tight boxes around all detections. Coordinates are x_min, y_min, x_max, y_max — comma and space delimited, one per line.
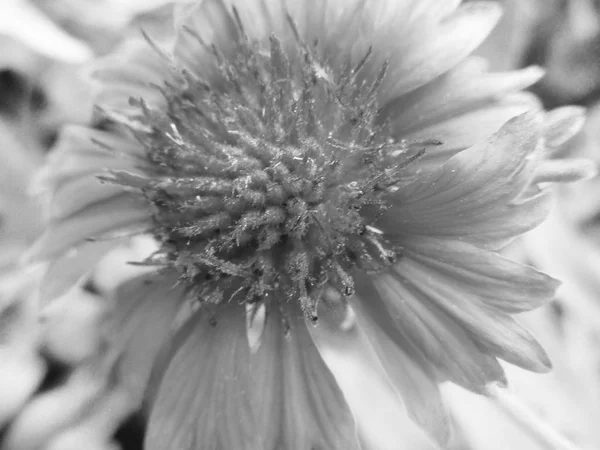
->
107, 10, 426, 321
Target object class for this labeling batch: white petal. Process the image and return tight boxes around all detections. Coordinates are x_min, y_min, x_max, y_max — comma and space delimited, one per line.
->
380, 111, 549, 248
383, 62, 543, 133
309, 298, 449, 445
251, 301, 360, 450
107, 272, 185, 406
382, 2, 502, 98
90, 39, 171, 112
40, 240, 123, 304
353, 272, 506, 392
145, 303, 261, 450
2, 369, 106, 450
27, 194, 151, 262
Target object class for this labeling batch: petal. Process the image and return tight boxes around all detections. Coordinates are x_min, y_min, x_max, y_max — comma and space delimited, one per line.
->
381, 2, 502, 98
382, 60, 544, 133
393, 247, 552, 372
543, 106, 586, 152
106, 272, 185, 405
532, 158, 597, 184
309, 297, 449, 445
39, 125, 143, 190
379, 111, 548, 248
49, 177, 130, 223
173, 0, 240, 78
37, 125, 145, 225
398, 236, 559, 314
404, 0, 462, 24
358, 318, 450, 445
174, 0, 369, 75
44, 388, 132, 450
145, 303, 261, 450
40, 240, 123, 304
172, 0, 490, 105
398, 93, 542, 166
0, 347, 45, 429
0, 275, 46, 428
27, 193, 151, 262
2, 369, 106, 450
352, 272, 506, 392
251, 301, 359, 450
41, 289, 106, 364
90, 39, 170, 112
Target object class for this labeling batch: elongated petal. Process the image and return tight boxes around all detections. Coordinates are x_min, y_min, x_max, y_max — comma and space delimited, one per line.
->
399, 93, 542, 167
380, 112, 547, 248
359, 319, 450, 445
404, 0, 461, 24
106, 272, 185, 405
90, 40, 170, 112
173, 0, 240, 78
174, 0, 368, 74
382, 2, 502, 98
309, 298, 449, 445
44, 388, 132, 450
27, 193, 150, 262
251, 301, 359, 450
145, 303, 260, 450
41, 240, 123, 303
0, 348, 45, 429
383, 60, 543, 132
394, 247, 552, 372
353, 273, 506, 393
39, 125, 143, 190
42, 289, 106, 364
50, 178, 129, 223
400, 236, 559, 314
2, 369, 106, 450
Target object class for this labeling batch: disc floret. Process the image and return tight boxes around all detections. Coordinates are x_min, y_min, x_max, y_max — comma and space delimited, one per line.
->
105, 15, 428, 320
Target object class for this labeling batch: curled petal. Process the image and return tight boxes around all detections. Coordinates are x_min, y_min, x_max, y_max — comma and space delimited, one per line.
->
399, 93, 542, 166
380, 111, 548, 248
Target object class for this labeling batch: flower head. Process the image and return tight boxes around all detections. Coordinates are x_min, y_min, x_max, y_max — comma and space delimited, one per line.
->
30, 0, 591, 447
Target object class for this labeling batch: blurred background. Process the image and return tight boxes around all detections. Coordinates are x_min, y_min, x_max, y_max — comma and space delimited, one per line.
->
1, 0, 600, 449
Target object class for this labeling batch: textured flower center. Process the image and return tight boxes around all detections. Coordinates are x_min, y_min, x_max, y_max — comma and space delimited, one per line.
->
112, 16, 432, 320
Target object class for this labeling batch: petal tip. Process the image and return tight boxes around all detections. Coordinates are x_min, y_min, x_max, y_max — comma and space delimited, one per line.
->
544, 106, 587, 151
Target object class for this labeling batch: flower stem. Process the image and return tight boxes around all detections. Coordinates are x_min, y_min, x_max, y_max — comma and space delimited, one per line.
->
486, 384, 582, 450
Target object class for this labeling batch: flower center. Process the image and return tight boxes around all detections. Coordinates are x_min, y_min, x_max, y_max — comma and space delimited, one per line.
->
112, 15, 428, 320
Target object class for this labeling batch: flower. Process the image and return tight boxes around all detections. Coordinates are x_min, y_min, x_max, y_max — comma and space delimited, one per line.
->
29, 0, 592, 447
